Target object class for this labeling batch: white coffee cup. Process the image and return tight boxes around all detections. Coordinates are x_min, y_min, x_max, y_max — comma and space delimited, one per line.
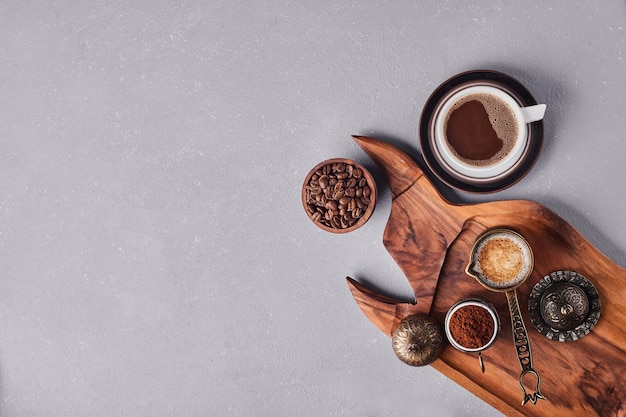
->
433, 86, 546, 180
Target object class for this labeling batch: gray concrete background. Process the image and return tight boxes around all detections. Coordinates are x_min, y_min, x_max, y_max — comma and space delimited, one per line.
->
1, 1, 625, 416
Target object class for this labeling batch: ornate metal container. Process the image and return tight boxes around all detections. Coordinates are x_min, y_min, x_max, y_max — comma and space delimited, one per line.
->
529, 270, 601, 342
539, 282, 589, 331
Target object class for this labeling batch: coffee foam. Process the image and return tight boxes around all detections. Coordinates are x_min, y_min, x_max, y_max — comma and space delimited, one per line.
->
473, 231, 532, 289
444, 92, 520, 167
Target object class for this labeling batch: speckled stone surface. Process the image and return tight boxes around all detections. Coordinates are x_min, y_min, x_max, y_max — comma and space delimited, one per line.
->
1, 1, 625, 416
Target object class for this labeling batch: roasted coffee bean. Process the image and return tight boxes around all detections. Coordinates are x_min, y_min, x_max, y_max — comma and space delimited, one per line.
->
304, 160, 374, 230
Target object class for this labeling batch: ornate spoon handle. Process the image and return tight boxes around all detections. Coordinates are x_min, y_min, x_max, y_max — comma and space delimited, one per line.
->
506, 290, 546, 405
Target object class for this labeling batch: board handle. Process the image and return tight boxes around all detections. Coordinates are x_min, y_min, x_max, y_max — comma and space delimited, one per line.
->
506, 289, 546, 405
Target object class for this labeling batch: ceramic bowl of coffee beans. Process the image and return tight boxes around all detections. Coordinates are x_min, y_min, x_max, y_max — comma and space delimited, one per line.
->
302, 158, 377, 233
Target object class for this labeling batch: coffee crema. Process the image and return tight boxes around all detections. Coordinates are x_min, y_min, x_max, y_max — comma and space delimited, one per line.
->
473, 232, 532, 288
444, 92, 519, 167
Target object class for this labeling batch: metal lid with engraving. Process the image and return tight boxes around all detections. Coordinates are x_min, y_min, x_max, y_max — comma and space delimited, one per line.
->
529, 270, 601, 342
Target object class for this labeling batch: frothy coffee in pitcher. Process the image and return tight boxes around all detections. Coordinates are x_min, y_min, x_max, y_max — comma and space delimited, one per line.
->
444, 92, 520, 167
473, 231, 533, 289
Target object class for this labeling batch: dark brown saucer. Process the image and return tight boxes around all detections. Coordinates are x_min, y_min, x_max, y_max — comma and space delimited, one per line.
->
419, 69, 544, 193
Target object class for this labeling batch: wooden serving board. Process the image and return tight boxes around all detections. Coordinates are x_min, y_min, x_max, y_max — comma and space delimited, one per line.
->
346, 136, 626, 417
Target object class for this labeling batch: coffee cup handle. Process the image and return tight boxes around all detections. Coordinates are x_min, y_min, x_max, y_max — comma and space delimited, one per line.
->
520, 104, 546, 124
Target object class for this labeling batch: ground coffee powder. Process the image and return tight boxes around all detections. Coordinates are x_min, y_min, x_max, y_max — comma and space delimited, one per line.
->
448, 305, 495, 349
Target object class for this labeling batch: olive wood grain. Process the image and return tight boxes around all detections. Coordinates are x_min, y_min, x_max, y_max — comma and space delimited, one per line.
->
346, 136, 626, 417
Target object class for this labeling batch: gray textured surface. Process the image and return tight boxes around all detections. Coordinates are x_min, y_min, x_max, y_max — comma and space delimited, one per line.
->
1, 1, 625, 416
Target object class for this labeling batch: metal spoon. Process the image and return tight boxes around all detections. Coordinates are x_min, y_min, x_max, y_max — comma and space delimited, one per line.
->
466, 228, 546, 405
